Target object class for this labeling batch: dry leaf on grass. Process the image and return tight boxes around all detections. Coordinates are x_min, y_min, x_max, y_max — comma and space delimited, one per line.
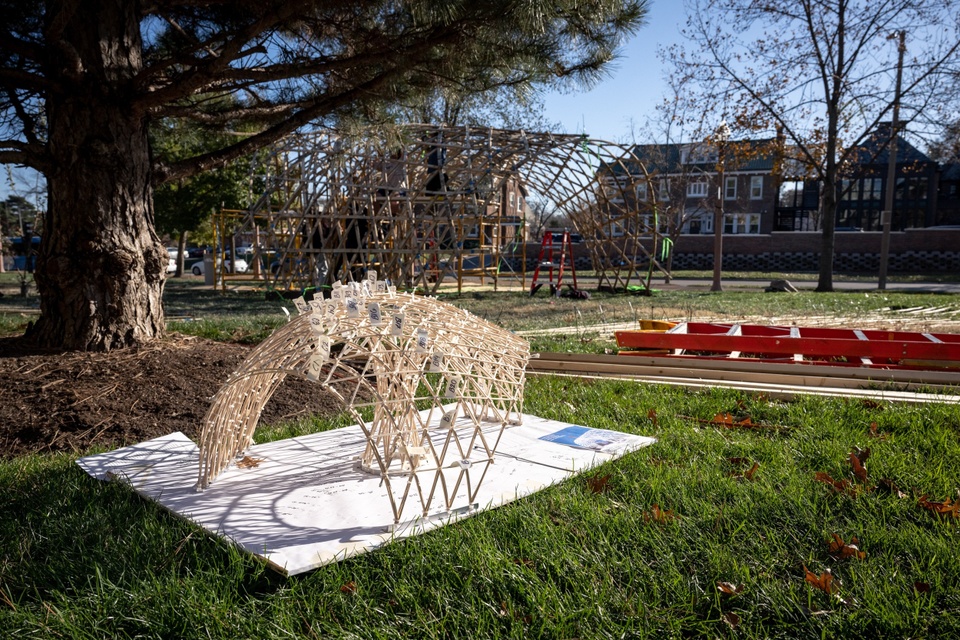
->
804, 566, 838, 594
722, 611, 741, 628
727, 458, 760, 481
643, 504, 677, 524
827, 534, 866, 560
586, 473, 611, 494
868, 422, 888, 440
914, 581, 931, 594
873, 478, 907, 498
339, 581, 357, 594
814, 472, 861, 496
849, 447, 870, 483
647, 408, 658, 426
717, 582, 744, 596
917, 495, 960, 519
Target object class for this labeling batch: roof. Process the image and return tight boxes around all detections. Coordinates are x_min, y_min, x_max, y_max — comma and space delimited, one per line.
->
624, 138, 779, 175
939, 163, 960, 182
848, 124, 935, 166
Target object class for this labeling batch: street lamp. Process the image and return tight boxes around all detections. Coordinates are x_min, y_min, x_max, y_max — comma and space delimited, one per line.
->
711, 121, 731, 292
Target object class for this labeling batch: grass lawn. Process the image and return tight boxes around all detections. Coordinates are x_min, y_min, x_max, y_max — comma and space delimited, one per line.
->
1, 278, 959, 638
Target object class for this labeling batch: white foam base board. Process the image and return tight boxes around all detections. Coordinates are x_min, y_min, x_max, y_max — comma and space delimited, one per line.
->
77, 410, 654, 575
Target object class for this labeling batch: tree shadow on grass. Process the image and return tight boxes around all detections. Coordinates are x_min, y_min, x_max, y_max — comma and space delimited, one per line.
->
0, 460, 286, 608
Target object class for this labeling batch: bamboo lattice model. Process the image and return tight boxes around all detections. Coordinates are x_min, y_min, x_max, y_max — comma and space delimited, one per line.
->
224, 125, 667, 294
196, 273, 531, 524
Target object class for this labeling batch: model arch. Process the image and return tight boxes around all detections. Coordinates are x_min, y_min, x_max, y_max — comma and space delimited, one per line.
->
196, 278, 530, 523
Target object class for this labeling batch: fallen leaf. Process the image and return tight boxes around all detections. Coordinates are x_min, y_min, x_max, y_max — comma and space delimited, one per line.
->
868, 422, 888, 439
647, 408, 658, 426
236, 456, 263, 469
860, 399, 885, 410
849, 448, 869, 483
914, 581, 931, 594
874, 478, 907, 498
804, 566, 838, 594
917, 495, 960, 518
827, 533, 866, 560
512, 558, 535, 569
586, 473, 611, 494
729, 459, 760, 482
340, 581, 357, 594
722, 611, 741, 628
643, 504, 677, 524
814, 472, 860, 496
717, 582, 744, 595
713, 412, 735, 425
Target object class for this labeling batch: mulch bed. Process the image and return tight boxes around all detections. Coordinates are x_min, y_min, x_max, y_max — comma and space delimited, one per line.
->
0, 334, 343, 458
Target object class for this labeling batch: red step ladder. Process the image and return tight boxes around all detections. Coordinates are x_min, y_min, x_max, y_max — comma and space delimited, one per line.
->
530, 231, 578, 296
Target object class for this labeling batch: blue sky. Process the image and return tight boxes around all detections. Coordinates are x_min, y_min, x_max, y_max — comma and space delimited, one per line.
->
1, 2, 687, 203
539, 1, 687, 143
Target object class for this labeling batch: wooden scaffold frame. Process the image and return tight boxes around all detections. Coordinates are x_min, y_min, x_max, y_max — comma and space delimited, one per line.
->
227, 125, 669, 294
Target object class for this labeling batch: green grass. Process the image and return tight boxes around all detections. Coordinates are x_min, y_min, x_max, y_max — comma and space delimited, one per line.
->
2, 380, 960, 638
1, 276, 959, 637
3, 274, 958, 341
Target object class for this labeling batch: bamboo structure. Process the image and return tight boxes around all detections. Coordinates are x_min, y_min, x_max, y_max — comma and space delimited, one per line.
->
230, 125, 666, 294
196, 274, 530, 524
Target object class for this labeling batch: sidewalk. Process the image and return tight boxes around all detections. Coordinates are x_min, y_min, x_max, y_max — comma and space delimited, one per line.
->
660, 278, 960, 294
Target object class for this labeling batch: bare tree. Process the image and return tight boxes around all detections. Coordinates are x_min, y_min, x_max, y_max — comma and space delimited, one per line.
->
670, 0, 960, 290
1, 0, 647, 350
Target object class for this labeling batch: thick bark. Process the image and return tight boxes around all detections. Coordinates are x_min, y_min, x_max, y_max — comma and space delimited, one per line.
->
30, 0, 166, 351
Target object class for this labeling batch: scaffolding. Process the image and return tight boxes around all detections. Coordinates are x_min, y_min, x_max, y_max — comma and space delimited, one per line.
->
226, 125, 666, 294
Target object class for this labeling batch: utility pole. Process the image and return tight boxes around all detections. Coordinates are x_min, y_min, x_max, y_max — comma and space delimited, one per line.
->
879, 30, 905, 290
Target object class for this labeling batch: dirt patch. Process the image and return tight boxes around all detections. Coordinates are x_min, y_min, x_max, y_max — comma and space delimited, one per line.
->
0, 334, 344, 458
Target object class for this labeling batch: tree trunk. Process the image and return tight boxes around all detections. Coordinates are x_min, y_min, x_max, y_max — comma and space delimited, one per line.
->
816, 177, 837, 292
30, 0, 166, 351
176, 230, 188, 277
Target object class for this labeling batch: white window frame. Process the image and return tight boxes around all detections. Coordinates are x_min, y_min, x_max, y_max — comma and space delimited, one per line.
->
723, 212, 762, 234
658, 179, 670, 201
724, 176, 737, 200
687, 181, 709, 198
750, 176, 763, 200
635, 182, 648, 202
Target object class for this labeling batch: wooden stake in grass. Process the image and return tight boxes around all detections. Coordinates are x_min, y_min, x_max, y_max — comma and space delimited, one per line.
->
196, 279, 530, 524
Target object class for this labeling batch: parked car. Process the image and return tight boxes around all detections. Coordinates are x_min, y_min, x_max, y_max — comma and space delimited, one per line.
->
165, 247, 179, 274
191, 256, 249, 276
